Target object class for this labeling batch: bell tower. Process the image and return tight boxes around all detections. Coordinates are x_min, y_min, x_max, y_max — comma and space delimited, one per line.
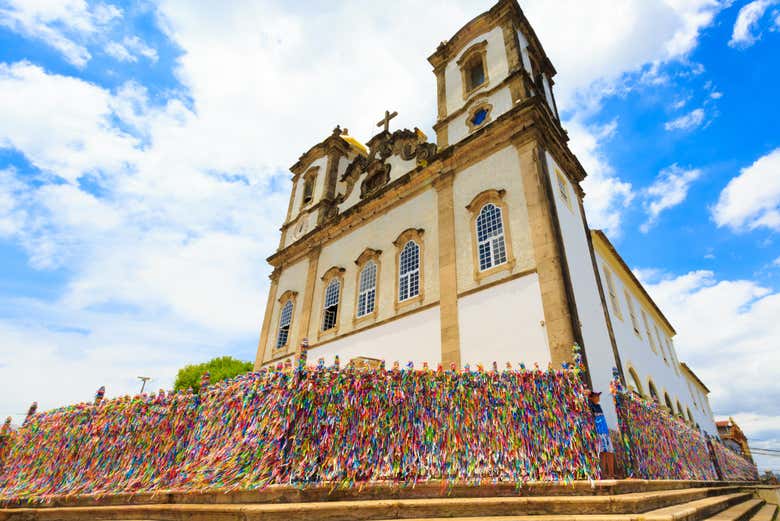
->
428, 0, 560, 149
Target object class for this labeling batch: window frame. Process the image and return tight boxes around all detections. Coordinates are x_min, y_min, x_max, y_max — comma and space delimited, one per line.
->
465, 100, 493, 132
648, 379, 659, 402
394, 229, 425, 310
457, 41, 490, 100
555, 168, 573, 212
318, 266, 345, 338
641, 310, 658, 354
625, 290, 642, 338
627, 366, 644, 397
301, 167, 319, 206
274, 291, 298, 351
466, 189, 516, 281
602, 265, 623, 321
353, 249, 382, 324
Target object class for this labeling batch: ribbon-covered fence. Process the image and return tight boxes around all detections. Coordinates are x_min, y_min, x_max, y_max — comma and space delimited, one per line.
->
611, 377, 718, 480
0, 362, 599, 503
709, 439, 759, 481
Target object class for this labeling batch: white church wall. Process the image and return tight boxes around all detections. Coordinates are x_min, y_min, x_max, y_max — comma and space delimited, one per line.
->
310, 189, 440, 345
545, 152, 619, 428
307, 305, 441, 367
447, 86, 513, 145
262, 258, 309, 360
444, 25, 508, 117
458, 273, 550, 369
516, 30, 532, 75
291, 155, 329, 220
592, 245, 718, 434
452, 146, 535, 294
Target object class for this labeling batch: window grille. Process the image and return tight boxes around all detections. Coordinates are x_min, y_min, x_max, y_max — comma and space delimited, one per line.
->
276, 300, 293, 348
476, 203, 507, 271
356, 261, 377, 318
322, 278, 340, 331
399, 241, 420, 302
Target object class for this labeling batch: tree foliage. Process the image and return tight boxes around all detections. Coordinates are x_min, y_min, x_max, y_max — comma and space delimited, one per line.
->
173, 356, 253, 393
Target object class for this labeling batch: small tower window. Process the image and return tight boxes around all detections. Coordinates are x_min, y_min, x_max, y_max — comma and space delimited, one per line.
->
322, 278, 341, 331
471, 108, 488, 126
457, 41, 489, 99
302, 177, 314, 204
467, 57, 485, 90
276, 300, 293, 349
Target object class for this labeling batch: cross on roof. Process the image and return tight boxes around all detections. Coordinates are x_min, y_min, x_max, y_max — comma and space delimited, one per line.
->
376, 110, 398, 133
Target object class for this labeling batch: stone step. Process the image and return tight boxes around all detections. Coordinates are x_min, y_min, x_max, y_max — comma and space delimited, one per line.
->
0, 480, 744, 509
642, 492, 756, 521
0, 488, 749, 521
750, 504, 778, 521
357, 493, 760, 521
702, 499, 764, 521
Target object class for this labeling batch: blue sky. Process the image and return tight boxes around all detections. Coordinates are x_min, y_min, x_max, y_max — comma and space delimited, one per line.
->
0, 0, 778, 472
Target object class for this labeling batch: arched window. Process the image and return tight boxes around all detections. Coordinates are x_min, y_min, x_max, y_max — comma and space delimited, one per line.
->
301, 167, 318, 206
648, 380, 659, 402
322, 278, 341, 331
687, 408, 694, 424
476, 203, 507, 271
357, 261, 377, 318
676, 400, 684, 418
664, 392, 674, 412
628, 367, 644, 397
276, 300, 294, 349
457, 41, 489, 98
399, 241, 420, 302
467, 190, 515, 280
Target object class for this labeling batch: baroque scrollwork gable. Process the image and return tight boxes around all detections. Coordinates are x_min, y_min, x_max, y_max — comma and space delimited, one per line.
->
337, 128, 437, 205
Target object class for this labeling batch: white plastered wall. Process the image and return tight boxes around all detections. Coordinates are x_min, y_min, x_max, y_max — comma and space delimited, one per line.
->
444, 25, 509, 117
593, 247, 718, 434
263, 258, 309, 360
458, 273, 550, 369
447, 87, 513, 145
310, 189, 440, 345
545, 152, 619, 428
307, 305, 441, 367
452, 146, 535, 294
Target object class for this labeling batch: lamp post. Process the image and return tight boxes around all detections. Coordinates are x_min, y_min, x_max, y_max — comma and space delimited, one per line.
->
137, 376, 151, 394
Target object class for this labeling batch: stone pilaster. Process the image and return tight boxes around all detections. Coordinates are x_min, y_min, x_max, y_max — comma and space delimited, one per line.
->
434, 170, 461, 368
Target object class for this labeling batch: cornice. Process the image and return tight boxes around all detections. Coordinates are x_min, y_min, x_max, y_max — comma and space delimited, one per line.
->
269, 97, 588, 269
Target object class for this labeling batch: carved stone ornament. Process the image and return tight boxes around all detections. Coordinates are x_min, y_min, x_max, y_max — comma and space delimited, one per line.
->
338, 128, 438, 202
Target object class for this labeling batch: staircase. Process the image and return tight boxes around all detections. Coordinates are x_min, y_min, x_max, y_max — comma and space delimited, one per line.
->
0, 480, 775, 521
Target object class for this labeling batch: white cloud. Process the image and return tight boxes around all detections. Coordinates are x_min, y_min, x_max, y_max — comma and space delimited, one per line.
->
665, 107, 706, 131
641, 164, 702, 232
729, 0, 778, 48
774, 256, 780, 267
0, 0, 121, 67
639, 269, 780, 471
0, 0, 733, 421
712, 148, 780, 231
105, 35, 158, 63
566, 118, 634, 237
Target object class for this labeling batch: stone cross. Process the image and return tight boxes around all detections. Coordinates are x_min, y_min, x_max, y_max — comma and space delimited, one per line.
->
376, 110, 398, 133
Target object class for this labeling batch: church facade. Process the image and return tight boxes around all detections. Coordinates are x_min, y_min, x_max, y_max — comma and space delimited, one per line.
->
252, 0, 717, 434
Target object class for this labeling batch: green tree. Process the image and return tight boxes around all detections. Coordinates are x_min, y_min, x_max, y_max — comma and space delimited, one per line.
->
173, 356, 253, 393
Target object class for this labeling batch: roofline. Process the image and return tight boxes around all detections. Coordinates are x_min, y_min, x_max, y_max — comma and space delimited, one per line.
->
680, 362, 711, 394
591, 229, 676, 335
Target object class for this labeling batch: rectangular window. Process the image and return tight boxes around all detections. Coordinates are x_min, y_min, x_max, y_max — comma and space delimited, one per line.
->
399, 241, 420, 302
356, 262, 377, 318
322, 280, 340, 331
603, 266, 623, 320
642, 311, 658, 354
625, 291, 641, 337
654, 326, 668, 364
556, 169, 573, 211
